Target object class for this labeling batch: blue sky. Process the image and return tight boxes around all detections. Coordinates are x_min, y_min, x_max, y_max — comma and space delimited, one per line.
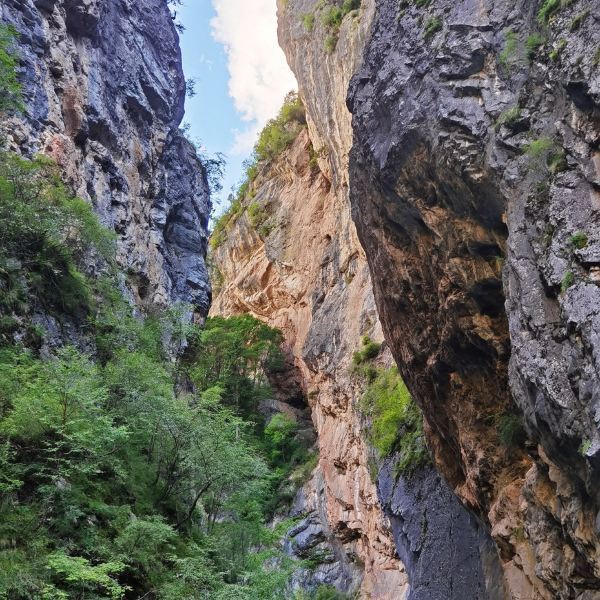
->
175, 0, 296, 217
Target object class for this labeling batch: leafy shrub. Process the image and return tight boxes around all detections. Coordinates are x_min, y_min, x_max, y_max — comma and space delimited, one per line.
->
547, 148, 567, 174
352, 336, 382, 365
569, 232, 588, 249
498, 414, 526, 448
0, 25, 23, 114
321, 5, 343, 29
360, 367, 429, 473
301, 12, 316, 32
537, 0, 564, 24
0, 153, 116, 317
561, 270, 575, 292
579, 439, 592, 456
498, 30, 519, 69
423, 16, 442, 40
525, 33, 545, 60
264, 413, 300, 466
324, 35, 337, 53
255, 91, 306, 162
495, 106, 521, 131
248, 201, 270, 232
342, 0, 361, 12
523, 137, 566, 173
318, 0, 361, 52
47, 553, 125, 599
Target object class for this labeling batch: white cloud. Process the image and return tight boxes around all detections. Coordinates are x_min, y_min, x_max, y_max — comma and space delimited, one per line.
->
211, 0, 297, 155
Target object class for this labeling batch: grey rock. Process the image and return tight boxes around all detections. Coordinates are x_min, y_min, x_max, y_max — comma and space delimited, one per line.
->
347, 0, 600, 595
379, 462, 508, 600
1, 0, 211, 319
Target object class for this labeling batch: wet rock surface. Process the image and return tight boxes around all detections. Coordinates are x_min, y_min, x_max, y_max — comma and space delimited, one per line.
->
1, 0, 211, 317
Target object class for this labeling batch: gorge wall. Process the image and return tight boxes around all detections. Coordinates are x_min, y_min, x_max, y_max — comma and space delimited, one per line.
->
1, 0, 211, 321
214, 0, 600, 598
347, 0, 600, 598
210, 127, 407, 597
211, 0, 515, 597
5, 0, 600, 597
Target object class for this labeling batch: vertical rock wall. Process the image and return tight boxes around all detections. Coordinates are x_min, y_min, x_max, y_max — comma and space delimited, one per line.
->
348, 0, 600, 597
211, 129, 407, 598
1, 0, 211, 317
213, 1, 513, 596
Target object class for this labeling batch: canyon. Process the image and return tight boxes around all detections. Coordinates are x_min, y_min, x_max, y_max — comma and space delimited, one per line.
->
215, 0, 600, 597
3, 0, 600, 598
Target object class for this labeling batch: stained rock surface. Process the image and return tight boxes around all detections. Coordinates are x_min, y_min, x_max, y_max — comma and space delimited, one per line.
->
211, 129, 407, 598
1, 0, 211, 317
347, 0, 600, 597
378, 461, 509, 600
212, 0, 522, 594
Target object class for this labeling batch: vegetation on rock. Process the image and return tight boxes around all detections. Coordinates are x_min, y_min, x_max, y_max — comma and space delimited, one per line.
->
0, 42, 316, 595
0, 158, 315, 597
350, 337, 429, 475
0, 25, 22, 114
299, 0, 361, 52
360, 367, 429, 474
210, 92, 305, 250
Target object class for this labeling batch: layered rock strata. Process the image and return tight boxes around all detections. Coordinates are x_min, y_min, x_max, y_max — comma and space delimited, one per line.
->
1, 0, 211, 317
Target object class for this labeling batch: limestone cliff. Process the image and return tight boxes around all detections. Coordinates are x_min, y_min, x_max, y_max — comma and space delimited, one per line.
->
214, 0, 600, 597
211, 128, 406, 598
347, 0, 600, 597
1, 0, 211, 319
212, 0, 512, 595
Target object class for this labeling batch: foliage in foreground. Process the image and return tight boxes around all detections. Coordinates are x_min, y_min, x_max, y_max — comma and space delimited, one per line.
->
0, 150, 314, 599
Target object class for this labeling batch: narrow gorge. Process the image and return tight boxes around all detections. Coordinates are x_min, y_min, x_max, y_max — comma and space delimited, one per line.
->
1, 0, 600, 598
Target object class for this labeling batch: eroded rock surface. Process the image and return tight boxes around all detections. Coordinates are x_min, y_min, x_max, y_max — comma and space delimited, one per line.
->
211, 129, 407, 598
378, 462, 509, 600
348, 0, 600, 596
2, 0, 211, 317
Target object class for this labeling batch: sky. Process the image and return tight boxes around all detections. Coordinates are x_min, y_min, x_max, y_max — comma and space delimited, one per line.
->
176, 0, 297, 216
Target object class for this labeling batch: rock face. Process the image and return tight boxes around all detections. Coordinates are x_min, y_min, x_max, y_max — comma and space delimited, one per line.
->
213, 0, 518, 595
1, 0, 211, 317
378, 462, 509, 600
211, 129, 407, 598
347, 0, 600, 597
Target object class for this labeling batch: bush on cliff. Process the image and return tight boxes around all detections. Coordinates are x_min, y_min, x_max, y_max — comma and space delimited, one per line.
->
0, 24, 22, 114
360, 367, 429, 474
0, 152, 116, 321
210, 92, 306, 250
255, 91, 306, 162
